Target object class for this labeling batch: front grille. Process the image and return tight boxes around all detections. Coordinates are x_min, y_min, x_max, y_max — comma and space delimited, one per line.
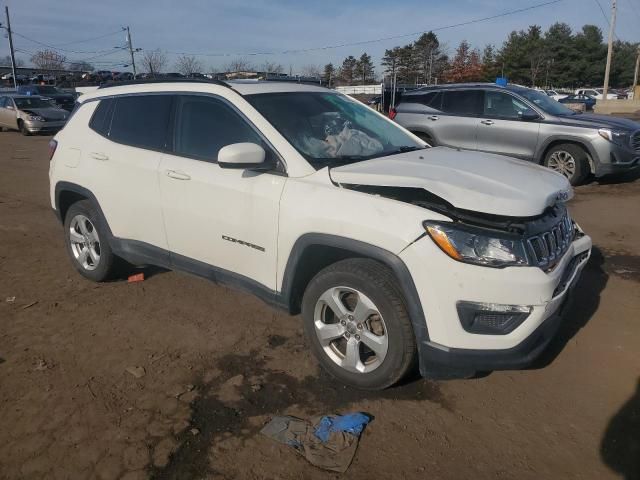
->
631, 131, 640, 153
526, 213, 574, 271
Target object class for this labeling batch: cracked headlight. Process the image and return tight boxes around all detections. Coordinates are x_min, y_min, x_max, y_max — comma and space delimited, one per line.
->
424, 221, 529, 268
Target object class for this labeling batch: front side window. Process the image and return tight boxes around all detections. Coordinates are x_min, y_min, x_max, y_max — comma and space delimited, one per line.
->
247, 92, 423, 169
0, 97, 7, 108
484, 91, 532, 119
515, 88, 576, 116
109, 95, 173, 150
441, 90, 484, 116
173, 95, 263, 161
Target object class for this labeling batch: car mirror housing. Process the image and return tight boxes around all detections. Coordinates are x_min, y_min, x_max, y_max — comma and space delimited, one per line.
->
520, 110, 539, 121
218, 143, 267, 169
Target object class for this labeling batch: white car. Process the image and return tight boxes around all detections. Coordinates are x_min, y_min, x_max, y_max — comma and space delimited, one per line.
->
48, 80, 592, 389
545, 90, 565, 101
575, 88, 616, 100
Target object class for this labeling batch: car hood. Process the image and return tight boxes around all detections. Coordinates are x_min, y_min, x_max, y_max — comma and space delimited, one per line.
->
21, 108, 69, 120
329, 147, 572, 217
556, 112, 640, 130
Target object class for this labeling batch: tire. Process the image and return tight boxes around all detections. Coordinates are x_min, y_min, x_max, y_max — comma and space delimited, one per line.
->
301, 258, 417, 390
543, 143, 589, 186
413, 131, 436, 147
63, 200, 119, 282
18, 120, 31, 136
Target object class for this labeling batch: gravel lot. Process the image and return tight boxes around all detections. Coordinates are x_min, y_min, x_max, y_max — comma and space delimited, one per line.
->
1, 132, 639, 480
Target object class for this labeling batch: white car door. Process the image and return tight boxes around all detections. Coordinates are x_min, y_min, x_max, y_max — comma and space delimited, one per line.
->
158, 94, 286, 291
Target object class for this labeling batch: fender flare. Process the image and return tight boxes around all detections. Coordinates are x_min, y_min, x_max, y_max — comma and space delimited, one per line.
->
280, 233, 430, 348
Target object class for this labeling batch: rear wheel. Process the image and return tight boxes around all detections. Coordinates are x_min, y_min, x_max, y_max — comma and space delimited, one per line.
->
63, 200, 119, 282
543, 143, 589, 186
301, 258, 417, 390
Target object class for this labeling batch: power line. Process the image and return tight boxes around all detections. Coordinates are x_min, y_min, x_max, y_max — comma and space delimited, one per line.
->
158, 0, 565, 58
623, 0, 640, 24
594, 0, 620, 41
11, 30, 122, 54
51, 28, 125, 47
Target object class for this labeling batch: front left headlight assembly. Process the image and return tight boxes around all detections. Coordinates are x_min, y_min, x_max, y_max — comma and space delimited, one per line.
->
424, 221, 529, 268
598, 128, 629, 145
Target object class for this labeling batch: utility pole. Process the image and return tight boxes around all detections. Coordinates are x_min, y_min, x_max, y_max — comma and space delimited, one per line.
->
632, 46, 639, 98
602, 0, 617, 100
2, 6, 18, 89
125, 26, 138, 77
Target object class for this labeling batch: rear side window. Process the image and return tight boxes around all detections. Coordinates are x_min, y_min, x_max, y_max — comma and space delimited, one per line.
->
0, 97, 7, 108
441, 90, 484, 116
174, 95, 262, 161
109, 95, 173, 150
89, 98, 115, 135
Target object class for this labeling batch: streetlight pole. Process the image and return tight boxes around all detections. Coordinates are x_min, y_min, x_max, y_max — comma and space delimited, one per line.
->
2, 6, 18, 89
602, 0, 617, 99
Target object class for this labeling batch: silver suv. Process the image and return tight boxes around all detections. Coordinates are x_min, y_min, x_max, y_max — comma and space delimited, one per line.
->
392, 83, 640, 185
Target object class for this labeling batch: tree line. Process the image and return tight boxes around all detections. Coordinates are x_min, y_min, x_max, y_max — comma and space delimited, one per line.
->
324, 24, 638, 88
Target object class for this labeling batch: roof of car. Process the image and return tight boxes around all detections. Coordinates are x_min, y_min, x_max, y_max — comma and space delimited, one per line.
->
80, 78, 331, 103
401, 82, 535, 96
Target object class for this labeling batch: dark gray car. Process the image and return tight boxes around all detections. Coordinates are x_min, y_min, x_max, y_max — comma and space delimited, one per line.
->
392, 83, 640, 185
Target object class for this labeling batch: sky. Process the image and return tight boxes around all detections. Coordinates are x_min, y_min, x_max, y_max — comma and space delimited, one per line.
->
1, 0, 639, 73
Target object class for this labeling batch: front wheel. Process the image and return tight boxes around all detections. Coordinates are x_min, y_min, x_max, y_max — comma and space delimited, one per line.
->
18, 120, 31, 136
543, 143, 589, 186
301, 259, 417, 390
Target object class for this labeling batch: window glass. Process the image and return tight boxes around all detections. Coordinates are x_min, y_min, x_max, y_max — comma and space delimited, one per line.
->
14, 97, 54, 109
484, 91, 531, 119
441, 90, 484, 115
174, 95, 262, 161
0, 97, 6, 108
415, 91, 442, 110
88, 98, 115, 136
247, 92, 423, 169
109, 95, 172, 150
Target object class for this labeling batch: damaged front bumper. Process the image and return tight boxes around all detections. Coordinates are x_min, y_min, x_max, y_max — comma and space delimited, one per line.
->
399, 229, 592, 377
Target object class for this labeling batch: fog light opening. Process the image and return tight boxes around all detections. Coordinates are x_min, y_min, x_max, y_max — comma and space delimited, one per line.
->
457, 301, 532, 335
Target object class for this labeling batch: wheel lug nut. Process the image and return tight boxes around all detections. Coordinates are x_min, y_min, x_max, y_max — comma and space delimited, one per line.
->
345, 333, 350, 338
340, 320, 346, 326
348, 315, 353, 320
355, 334, 360, 341
357, 323, 363, 330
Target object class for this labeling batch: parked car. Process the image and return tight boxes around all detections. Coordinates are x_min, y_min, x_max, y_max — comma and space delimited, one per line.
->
29, 74, 56, 84
575, 88, 616, 100
95, 70, 113, 81
48, 79, 593, 389
16, 85, 76, 111
558, 94, 597, 111
1, 72, 28, 83
391, 83, 640, 185
113, 72, 134, 81
0, 95, 69, 135
544, 90, 565, 101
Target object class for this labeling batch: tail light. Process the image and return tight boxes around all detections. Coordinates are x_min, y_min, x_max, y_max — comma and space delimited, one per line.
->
48, 139, 58, 161
388, 108, 397, 120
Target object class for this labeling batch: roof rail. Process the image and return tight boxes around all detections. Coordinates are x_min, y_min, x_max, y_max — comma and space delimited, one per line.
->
97, 78, 231, 89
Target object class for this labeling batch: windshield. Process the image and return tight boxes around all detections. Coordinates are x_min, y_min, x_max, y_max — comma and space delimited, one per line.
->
14, 97, 55, 109
517, 88, 576, 116
246, 92, 424, 169
35, 86, 58, 94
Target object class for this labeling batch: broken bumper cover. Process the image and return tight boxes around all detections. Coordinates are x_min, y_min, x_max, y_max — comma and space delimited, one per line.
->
399, 231, 592, 376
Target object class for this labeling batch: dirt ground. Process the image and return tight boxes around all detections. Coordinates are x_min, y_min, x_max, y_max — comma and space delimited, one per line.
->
1, 132, 639, 480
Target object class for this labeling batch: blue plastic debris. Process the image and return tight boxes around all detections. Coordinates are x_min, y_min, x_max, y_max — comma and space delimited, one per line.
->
313, 413, 370, 443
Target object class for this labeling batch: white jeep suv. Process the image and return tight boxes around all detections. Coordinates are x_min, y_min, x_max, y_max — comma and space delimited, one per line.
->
49, 80, 592, 389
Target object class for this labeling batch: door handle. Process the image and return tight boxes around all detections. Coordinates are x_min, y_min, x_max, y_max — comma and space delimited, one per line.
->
428, 115, 439, 121
89, 152, 109, 161
165, 170, 191, 181
481, 120, 494, 125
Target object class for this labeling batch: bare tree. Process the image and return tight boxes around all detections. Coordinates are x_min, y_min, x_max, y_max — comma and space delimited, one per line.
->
261, 61, 284, 74
174, 55, 204, 76
141, 49, 167, 76
1, 55, 25, 67
30, 49, 66, 72
300, 64, 321, 77
225, 58, 254, 73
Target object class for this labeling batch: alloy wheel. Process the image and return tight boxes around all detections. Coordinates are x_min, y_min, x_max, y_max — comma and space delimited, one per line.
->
547, 150, 576, 179
69, 215, 101, 271
313, 286, 389, 373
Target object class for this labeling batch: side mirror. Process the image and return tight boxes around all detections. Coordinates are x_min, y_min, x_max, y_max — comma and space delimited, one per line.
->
218, 143, 267, 169
6, 105, 14, 110
519, 110, 539, 121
